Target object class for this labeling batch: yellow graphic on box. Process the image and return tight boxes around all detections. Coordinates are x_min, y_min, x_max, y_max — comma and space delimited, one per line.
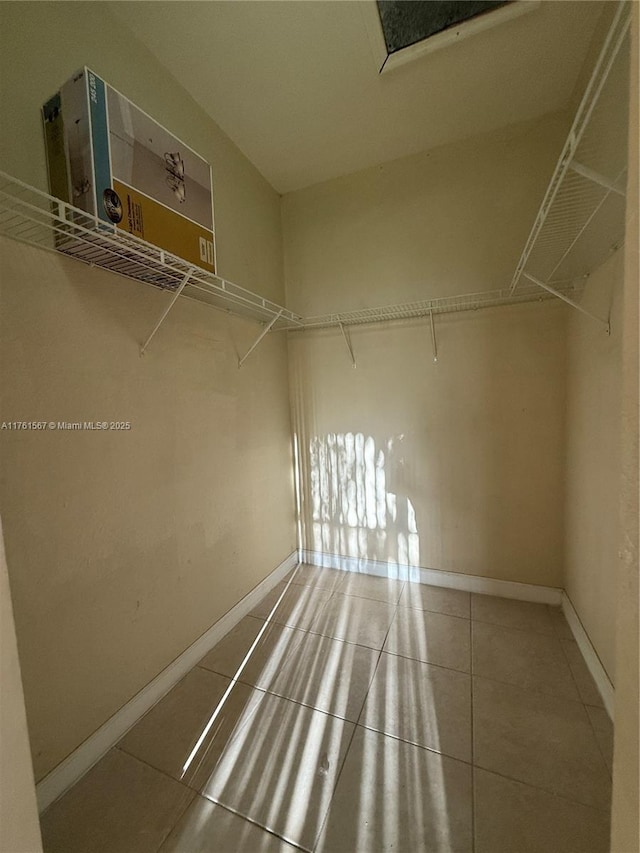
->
113, 180, 215, 272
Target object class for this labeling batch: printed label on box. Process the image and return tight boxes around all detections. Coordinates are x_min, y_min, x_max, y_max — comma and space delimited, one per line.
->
42, 67, 216, 277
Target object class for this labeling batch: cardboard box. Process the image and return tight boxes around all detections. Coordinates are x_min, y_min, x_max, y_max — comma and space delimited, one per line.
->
43, 68, 216, 277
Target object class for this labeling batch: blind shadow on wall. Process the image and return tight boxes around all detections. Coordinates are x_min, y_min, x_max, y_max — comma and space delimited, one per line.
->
307, 431, 420, 569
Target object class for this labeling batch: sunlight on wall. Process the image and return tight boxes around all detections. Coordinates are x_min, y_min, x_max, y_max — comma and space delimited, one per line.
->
309, 433, 420, 566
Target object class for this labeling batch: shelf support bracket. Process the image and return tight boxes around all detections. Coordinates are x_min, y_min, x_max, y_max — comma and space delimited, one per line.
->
238, 310, 283, 367
429, 310, 438, 363
140, 270, 193, 356
569, 161, 626, 197
523, 273, 610, 334
339, 321, 356, 368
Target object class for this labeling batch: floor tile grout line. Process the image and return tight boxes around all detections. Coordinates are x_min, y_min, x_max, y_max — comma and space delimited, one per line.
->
114, 744, 197, 794
309, 720, 359, 853
557, 625, 593, 704
195, 672, 368, 728
153, 785, 196, 853
355, 595, 399, 727
155, 791, 198, 853
583, 706, 614, 781
310, 596, 400, 852
470, 670, 596, 707
397, 604, 472, 624
557, 633, 613, 778
470, 615, 562, 638
300, 606, 400, 650
342, 719, 612, 816
354, 719, 470, 765
324, 589, 406, 607
556, 628, 611, 746
370, 646, 471, 676
374, 637, 472, 674
470, 759, 613, 816
557, 634, 607, 706
198, 793, 311, 853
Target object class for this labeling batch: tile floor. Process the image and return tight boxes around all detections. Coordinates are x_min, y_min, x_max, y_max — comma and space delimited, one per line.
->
40, 565, 613, 853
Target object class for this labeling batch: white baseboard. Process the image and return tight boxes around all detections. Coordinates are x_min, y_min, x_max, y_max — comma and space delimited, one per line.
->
561, 592, 615, 719
36, 550, 299, 814
299, 550, 563, 605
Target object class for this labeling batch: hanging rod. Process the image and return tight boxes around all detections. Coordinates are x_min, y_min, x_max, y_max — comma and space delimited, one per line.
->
287, 280, 586, 332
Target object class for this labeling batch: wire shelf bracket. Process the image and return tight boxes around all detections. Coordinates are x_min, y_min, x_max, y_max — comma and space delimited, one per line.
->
339, 321, 357, 368
429, 310, 438, 363
238, 309, 283, 367
522, 273, 610, 334
569, 161, 625, 197
140, 270, 194, 355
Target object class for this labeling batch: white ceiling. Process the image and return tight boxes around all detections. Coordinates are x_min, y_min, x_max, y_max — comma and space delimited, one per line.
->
110, 1, 607, 194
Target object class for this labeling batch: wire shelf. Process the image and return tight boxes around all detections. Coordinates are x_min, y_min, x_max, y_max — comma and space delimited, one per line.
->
292, 280, 586, 331
510, 1, 630, 295
0, 167, 598, 338
0, 171, 303, 332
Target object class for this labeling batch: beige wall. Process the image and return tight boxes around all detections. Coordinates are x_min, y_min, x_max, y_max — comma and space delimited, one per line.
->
611, 3, 639, 849
564, 251, 623, 682
0, 2, 296, 781
288, 302, 566, 586
282, 112, 569, 316
284, 117, 569, 586
0, 520, 43, 853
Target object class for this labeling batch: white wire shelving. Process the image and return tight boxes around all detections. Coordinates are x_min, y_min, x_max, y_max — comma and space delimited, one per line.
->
0, 3, 630, 359
0, 171, 304, 347
509, 1, 630, 330
289, 282, 587, 366
296, 280, 587, 331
